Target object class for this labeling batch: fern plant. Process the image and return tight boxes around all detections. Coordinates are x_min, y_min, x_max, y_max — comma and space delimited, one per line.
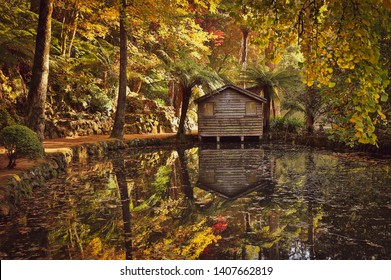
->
241, 66, 303, 134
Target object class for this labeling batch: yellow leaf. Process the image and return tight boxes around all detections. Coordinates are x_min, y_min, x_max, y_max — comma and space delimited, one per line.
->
379, 111, 386, 120
328, 82, 336, 88
358, 137, 370, 144
350, 117, 358, 123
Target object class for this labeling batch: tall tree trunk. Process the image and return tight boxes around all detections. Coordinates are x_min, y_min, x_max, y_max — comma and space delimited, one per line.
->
239, 26, 249, 67
263, 85, 272, 135
26, 0, 53, 141
177, 86, 191, 136
110, 0, 128, 139
306, 109, 315, 135
239, 26, 249, 88
168, 80, 175, 107
305, 87, 317, 134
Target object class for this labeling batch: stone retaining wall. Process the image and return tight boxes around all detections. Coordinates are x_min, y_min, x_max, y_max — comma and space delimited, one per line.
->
0, 136, 176, 217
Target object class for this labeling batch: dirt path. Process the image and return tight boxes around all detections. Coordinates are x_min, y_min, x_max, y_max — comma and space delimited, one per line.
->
0, 133, 176, 185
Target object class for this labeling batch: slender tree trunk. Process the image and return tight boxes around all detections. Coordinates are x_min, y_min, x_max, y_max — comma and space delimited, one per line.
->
263, 85, 272, 135
66, 11, 79, 57
26, 0, 53, 141
111, 0, 128, 139
7, 153, 17, 169
177, 86, 191, 136
239, 26, 249, 88
175, 82, 183, 117
60, 14, 67, 56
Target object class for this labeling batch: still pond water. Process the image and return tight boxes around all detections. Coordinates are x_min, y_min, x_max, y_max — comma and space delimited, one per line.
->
0, 144, 390, 260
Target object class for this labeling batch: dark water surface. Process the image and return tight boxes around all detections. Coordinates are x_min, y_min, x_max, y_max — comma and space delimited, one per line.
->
0, 144, 390, 259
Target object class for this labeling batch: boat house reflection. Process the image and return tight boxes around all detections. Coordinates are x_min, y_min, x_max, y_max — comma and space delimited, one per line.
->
197, 147, 275, 200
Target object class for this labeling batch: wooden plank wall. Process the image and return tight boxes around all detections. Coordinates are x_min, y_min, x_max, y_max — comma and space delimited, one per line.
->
198, 89, 264, 138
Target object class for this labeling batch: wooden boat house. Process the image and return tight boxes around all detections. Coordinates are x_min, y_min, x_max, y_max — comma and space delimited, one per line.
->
194, 85, 266, 142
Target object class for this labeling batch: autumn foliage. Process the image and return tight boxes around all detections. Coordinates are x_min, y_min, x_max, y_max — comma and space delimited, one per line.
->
0, 0, 390, 146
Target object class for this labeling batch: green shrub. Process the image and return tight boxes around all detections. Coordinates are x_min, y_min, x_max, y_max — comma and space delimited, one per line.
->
270, 116, 285, 131
0, 125, 44, 169
285, 118, 304, 132
271, 116, 304, 133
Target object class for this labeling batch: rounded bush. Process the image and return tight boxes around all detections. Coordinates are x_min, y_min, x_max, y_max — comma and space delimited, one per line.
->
0, 125, 44, 169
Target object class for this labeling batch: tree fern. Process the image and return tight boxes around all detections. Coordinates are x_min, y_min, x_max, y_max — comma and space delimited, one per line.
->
241, 65, 302, 134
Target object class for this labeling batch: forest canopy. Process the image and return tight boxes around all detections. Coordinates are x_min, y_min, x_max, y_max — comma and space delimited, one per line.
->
0, 0, 390, 146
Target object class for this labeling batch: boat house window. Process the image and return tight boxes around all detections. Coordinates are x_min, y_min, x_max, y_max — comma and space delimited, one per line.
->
246, 101, 257, 115
202, 102, 214, 116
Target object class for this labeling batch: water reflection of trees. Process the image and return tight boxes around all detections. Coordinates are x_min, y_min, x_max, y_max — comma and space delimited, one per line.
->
1, 146, 389, 260
48, 161, 125, 259
112, 155, 132, 260
113, 148, 220, 260
0, 159, 127, 260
